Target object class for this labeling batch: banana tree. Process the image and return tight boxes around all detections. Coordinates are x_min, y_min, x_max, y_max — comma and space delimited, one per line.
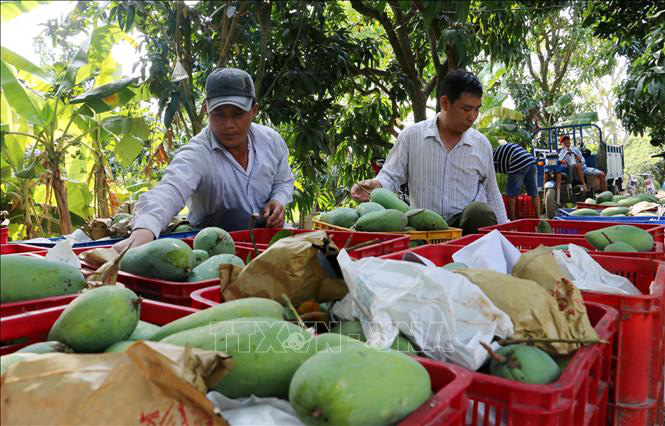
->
1, 25, 146, 236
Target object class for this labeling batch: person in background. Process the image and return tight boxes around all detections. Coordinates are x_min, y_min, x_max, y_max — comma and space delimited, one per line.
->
493, 142, 541, 220
113, 68, 294, 253
558, 135, 607, 193
350, 70, 507, 235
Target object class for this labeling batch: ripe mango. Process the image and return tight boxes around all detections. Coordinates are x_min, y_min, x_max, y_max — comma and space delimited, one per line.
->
161, 317, 315, 398
407, 208, 448, 231
187, 254, 245, 282
47, 285, 140, 353
289, 345, 432, 425
370, 188, 410, 213
1, 256, 85, 303
120, 238, 195, 281
355, 209, 408, 232
151, 297, 285, 341
193, 227, 235, 257
356, 202, 385, 217
585, 225, 654, 252
489, 344, 560, 384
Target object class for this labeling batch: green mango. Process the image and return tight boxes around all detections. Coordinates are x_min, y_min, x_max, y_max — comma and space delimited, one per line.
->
268, 230, 294, 246
111, 213, 132, 226
312, 333, 368, 352
104, 340, 136, 353
604, 241, 638, 252
595, 191, 614, 204
129, 320, 160, 341
407, 208, 448, 231
584, 225, 654, 252
192, 249, 209, 267
161, 317, 314, 398
442, 262, 469, 270
47, 286, 140, 353
16, 341, 73, 354
320, 207, 359, 228
489, 344, 560, 384
1, 256, 85, 303
0, 353, 40, 374
356, 202, 385, 217
151, 297, 284, 341
601, 206, 630, 216
583, 198, 596, 204
355, 209, 408, 232
617, 197, 642, 207
599, 201, 621, 207
289, 346, 432, 426
550, 245, 589, 252
535, 219, 553, 233
612, 195, 626, 202
193, 227, 235, 257
634, 193, 658, 203
120, 238, 195, 281
172, 224, 192, 233
330, 320, 418, 355
569, 208, 600, 216
370, 188, 410, 213
187, 254, 245, 282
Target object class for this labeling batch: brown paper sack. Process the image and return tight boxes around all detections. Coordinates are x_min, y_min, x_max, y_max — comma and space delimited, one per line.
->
512, 245, 597, 344
1, 341, 231, 426
456, 269, 598, 355
222, 231, 347, 306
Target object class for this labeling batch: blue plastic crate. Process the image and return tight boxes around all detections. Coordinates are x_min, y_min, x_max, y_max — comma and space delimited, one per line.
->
18, 230, 201, 248
555, 209, 665, 224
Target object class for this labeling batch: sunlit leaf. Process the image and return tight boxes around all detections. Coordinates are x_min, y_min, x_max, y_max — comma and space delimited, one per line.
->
0, 47, 51, 83
0, 1, 49, 23
0, 60, 47, 125
114, 134, 143, 167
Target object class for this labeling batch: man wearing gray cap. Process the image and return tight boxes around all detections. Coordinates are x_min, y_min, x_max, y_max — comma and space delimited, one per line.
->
114, 68, 294, 252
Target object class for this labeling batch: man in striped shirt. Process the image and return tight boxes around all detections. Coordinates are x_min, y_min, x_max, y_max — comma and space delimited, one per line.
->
351, 70, 508, 234
493, 143, 541, 220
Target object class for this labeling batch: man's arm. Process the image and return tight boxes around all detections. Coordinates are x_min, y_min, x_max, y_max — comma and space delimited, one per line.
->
132, 146, 203, 238
483, 145, 509, 223
375, 132, 409, 193
268, 134, 295, 207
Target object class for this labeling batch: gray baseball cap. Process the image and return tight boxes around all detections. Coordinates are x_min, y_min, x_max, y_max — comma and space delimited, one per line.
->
205, 68, 255, 112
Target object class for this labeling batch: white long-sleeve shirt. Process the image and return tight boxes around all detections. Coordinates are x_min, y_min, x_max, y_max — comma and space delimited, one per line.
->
376, 115, 508, 224
133, 124, 294, 237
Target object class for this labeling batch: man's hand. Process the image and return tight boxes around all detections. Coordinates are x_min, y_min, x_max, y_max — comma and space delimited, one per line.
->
113, 228, 155, 253
263, 199, 285, 228
350, 179, 382, 202
560, 159, 567, 165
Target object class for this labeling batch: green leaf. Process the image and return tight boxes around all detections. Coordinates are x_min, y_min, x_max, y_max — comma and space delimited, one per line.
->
455, 0, 470, 23
56, 36, 91, 97
0, 47, 51, 83
0, 60, 46, 125
69, 77, 137, 113
15, 160, 45, 179
66, 180, 94, 220
0, 1, 48, 23
114, 134, 143, 167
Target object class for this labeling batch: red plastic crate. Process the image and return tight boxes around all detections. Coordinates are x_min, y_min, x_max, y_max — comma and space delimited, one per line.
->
479, 219, 665, 244
575, 202, 608, 211
1, 294, 77, 318
502, 194, 539, 219
0, 226, 7, 244
190, 285, 221, 309
117, 244, 262, 306
400, 359, 471, 426
229, 228, 410, 259
0, 243, 48, 255
0, 298, 198, 355
445, 233, 664, 260
381, 244, 665, 426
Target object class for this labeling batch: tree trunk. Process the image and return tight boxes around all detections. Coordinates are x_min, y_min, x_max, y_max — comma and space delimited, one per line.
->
50, 166, 72, 235
410, 89, 428, 122
94, 163, 110, 218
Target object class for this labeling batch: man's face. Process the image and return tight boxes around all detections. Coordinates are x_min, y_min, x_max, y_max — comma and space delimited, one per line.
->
440, 93, 482, 134
207, 103, 258, 149
562, 138, 571, 149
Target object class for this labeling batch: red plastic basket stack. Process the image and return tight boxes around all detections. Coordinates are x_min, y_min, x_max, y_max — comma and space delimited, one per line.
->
479, 219, 665, 243
446, 233, 664, 260
190, 285, 221, 309
0, 298, 198, 355
502, 194, 538, 219
0, 242, 48, 255
381, 244, 665, 426
230, 228, 410, 259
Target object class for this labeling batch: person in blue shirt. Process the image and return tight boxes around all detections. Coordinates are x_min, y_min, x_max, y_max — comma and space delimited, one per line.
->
493, 143, 541, 220
558, 135, 607, 192
114, 68, 294, 252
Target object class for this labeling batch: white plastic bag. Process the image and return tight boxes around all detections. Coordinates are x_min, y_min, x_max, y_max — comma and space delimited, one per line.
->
45, 239, 81, 269
207, 392, 303, 426
451, 230, 521, 274
333, 250, 513, 371
552, 244, 641, 295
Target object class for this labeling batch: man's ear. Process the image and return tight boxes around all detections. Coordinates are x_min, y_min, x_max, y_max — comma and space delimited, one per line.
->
204, 102, 208, 114
250, 103, 259, 119
439, 96, 450, 112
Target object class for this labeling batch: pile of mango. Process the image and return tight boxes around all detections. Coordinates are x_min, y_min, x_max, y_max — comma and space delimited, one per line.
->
119, 227, 245, 282
1, 287, 434, 425
570, 191, 664, 217
319, 188, 448, 232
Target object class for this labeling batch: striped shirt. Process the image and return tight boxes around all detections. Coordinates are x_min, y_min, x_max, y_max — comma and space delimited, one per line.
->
376, 114, 508, 224
493, 143, 535, 174
133, 124, 294, 238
